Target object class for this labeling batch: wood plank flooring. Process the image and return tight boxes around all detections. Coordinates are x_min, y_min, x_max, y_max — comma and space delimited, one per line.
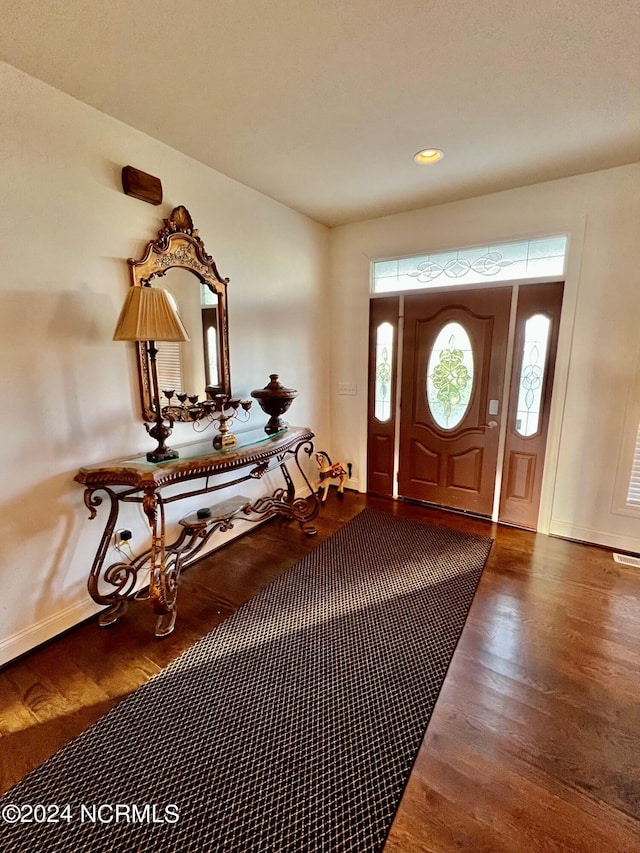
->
1, 494, 639, 851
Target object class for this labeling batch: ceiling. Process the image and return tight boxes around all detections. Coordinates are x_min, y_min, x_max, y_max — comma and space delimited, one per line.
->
1, 0, 639, 226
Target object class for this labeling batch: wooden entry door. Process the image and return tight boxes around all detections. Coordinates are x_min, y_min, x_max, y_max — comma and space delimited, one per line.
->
398, 287, 511, 515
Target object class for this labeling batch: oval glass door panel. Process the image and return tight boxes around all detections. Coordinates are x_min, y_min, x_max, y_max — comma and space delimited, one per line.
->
427, 321, 474, 429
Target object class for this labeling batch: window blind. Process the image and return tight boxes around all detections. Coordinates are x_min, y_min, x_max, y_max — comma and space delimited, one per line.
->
156, 341, 183, 394
627, 422, 640, 506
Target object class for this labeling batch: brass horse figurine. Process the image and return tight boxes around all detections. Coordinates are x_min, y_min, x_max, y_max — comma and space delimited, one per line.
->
314, 451, 351, 502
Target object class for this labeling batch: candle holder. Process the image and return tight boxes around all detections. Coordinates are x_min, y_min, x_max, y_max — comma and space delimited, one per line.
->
161, 389, 252, 449
161, 389, 204, 422
206, 394, 253, 449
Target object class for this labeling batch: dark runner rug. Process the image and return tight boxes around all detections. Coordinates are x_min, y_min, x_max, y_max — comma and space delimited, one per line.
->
0, 508, 492, 853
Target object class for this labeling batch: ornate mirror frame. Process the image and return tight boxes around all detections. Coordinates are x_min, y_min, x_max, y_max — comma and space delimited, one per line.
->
128, 206, 231, 421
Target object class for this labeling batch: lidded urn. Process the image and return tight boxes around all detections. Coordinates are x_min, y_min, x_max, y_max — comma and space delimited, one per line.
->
251, 374, 298, 434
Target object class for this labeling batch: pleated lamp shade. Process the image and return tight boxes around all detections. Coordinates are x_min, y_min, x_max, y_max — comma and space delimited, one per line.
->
113, 286, 190, 342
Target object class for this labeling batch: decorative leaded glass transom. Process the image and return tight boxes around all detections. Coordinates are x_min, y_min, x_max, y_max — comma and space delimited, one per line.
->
373, 235, 567, 294
427, 322, 474, 430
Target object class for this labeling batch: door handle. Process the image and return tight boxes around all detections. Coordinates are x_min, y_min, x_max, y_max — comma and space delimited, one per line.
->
484, 420, 498, 429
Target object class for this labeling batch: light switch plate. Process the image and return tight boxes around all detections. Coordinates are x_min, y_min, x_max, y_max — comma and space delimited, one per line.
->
338, 382, 357, 395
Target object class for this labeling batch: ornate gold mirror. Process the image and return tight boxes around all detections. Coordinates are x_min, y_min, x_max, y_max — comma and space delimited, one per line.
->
128, 206, 231, 421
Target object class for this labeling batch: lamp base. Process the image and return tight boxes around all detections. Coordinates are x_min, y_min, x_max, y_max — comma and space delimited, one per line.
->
147, 448, 179, 463
145, 410, 178, 463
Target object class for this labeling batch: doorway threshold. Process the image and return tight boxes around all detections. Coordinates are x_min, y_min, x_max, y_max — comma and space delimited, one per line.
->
396, 495, 491, 522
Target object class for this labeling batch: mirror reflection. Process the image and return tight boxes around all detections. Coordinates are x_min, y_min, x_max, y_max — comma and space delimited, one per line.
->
128, 205, 232, 422
157, 269, 223, 403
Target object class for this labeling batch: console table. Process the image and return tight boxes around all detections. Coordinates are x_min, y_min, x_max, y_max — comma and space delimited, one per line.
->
75, 426, 319, 637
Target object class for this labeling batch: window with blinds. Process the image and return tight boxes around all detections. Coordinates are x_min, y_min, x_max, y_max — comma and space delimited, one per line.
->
627, 422, 640, 506
156, 341, 183, 396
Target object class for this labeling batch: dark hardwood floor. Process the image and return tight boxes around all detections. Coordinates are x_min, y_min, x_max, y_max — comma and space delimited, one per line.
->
1, 494, 639, 851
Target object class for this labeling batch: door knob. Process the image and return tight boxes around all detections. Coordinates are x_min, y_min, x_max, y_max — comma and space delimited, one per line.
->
484, 420, 498, 429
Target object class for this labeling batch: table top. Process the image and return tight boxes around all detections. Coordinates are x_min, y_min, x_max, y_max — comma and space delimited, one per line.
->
74, 425, 315, 491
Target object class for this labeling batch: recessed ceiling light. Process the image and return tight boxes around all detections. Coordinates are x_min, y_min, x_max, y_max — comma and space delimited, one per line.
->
414, 148, 444, 165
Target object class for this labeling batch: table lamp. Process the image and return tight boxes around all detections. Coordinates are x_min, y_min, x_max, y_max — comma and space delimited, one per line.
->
113, 285, 190, 462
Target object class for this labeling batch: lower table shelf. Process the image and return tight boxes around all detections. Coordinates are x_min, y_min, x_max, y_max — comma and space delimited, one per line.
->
74, 426, 320, 637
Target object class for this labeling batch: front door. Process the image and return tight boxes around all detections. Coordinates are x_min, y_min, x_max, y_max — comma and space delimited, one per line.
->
397, 287, 511, 515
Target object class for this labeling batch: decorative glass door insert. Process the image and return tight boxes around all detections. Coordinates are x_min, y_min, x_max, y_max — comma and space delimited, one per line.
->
426, 322, 474, 430
374, 321, 394, 422
515, 314, 550, 436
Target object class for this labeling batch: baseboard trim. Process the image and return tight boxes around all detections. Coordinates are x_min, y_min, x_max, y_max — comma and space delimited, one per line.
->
549, 519, 640, 554
0, 599, 102, 670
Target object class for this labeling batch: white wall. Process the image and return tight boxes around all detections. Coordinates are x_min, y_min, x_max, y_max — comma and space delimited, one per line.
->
2, 57, 638, 668
328, 164, 640, 552
0, 62, 329, 666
